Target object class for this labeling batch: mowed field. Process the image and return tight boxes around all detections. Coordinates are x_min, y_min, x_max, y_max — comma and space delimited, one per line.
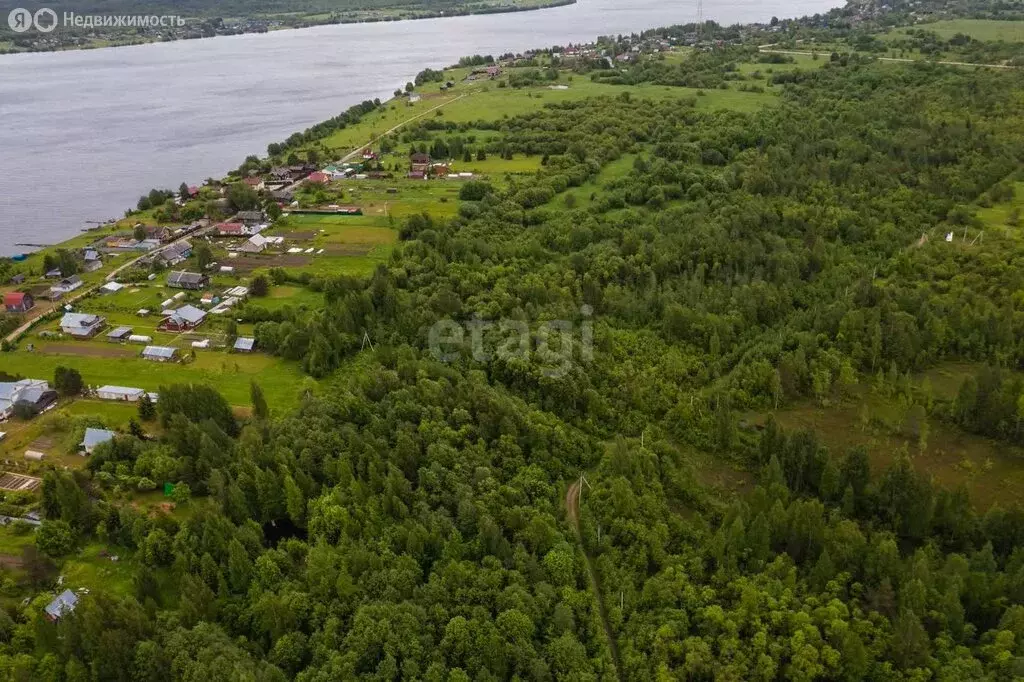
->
0, 348, 306, 408
889, 19, 1024, 43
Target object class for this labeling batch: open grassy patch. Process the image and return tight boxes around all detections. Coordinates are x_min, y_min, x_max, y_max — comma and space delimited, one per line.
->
751, 383, 1024, 510
60, 542, 137, 597
0, 349, 308, 408
889, 19, 1024, 43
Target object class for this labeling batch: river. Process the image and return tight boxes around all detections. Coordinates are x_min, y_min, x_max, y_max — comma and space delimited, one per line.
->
0, 0, 839, 254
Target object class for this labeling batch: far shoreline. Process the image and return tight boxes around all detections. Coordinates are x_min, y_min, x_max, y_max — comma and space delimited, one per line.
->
0, 0, 577, 57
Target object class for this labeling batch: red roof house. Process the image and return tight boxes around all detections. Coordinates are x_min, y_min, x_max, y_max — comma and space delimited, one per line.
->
216, 222, 246, 236
242, 176, 265, 190
306, 172, 329, 185
4, 291, 33, 313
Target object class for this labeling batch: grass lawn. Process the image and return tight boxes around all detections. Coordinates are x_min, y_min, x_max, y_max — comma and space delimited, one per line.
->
60, 542, 137, 597
434, 76, 779, 124
890, 19, 1024, 43
748, 368, 1024, 511
255, 286, 324, 311
561, 153, 638, 210
0, 525, 37, 557
317, 93, 462, 156
0, 348, 307, 408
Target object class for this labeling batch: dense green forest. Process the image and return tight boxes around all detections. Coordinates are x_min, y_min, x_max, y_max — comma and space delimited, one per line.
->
5, 20, 1024, 682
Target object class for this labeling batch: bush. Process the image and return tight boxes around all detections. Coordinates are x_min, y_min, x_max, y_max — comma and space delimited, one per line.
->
35, 520, 75, 558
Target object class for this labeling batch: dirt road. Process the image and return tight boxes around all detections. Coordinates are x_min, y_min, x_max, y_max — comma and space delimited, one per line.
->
282, 93, 469, 194
3, 231, 201, 345
566, 478, 623, 681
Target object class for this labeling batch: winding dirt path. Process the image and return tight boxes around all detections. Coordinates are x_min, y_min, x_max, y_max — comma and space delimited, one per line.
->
566, 479, 623, 681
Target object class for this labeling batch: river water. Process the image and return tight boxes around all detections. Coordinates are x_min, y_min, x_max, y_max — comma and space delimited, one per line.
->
0, 0, 839, 254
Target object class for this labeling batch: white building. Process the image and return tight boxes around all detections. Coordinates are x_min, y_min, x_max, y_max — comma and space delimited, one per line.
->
95, 385, 146, 401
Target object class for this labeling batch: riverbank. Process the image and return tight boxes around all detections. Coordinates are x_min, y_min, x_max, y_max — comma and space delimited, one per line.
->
0, 0, 576, 55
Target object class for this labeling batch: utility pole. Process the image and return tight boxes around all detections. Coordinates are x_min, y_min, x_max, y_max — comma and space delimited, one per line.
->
577, 473, 592, 509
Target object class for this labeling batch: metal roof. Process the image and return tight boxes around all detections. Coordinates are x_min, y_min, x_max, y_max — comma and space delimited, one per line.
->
96, 385, 145, 397
107, 326, 132, 338
45, 590, 79, 619
233, 337, 255, 351
142, 346, 177, 359
81, 428, 115, 450
60, 312, 100, 327
172, 305, 206, 324
167, 271, 205, 285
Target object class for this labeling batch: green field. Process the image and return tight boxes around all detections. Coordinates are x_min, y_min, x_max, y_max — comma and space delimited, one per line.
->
891, 19, 1024, 43
0, 349, 307, 408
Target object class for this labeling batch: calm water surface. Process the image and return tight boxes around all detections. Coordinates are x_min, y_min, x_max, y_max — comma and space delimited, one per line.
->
0, 0, 839, 254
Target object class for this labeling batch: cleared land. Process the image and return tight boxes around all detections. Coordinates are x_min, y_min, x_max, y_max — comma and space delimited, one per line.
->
890, 19, 1024, 43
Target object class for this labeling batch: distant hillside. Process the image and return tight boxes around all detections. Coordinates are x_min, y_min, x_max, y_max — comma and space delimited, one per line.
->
0, 0, 567, 19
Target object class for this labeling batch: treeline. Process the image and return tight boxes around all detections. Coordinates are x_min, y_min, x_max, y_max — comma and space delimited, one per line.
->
575, 418, 1024, 678
265, 99, 380, 159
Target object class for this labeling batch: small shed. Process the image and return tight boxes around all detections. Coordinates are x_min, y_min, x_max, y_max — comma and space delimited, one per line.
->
233, 337, 255, 353
45, 590, 79, 621
24, 450, 46, 461
141, 346, 178, 362
80, 428, 116, 455
106, 326, 132, 343
96, 385, 145, 401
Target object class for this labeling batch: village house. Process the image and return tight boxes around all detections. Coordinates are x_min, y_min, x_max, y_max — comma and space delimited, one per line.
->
407, 171, 427, 180
82, 250, 102, 272
166, 271, 208, 290
141, 346, 179, 362
272, 188, 294, 204
4, 292, 33, 313
138, 225, 171, 242
80, 428, 115, 454
235, 210, 265, 226
158, 241, 192, 266
159, 304, 207, 332
59, 312, 105, 338
0, 379, 56, 420
216, 221, 247, 237
270, 167, 291, 181
242, 176, 265, 191
238, 234, 269, 254
95, 385, 146, 401
45, 590, 79, 622
50, 275, 83, 297
99, 281, 124, 294
306, 171, 330, 185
